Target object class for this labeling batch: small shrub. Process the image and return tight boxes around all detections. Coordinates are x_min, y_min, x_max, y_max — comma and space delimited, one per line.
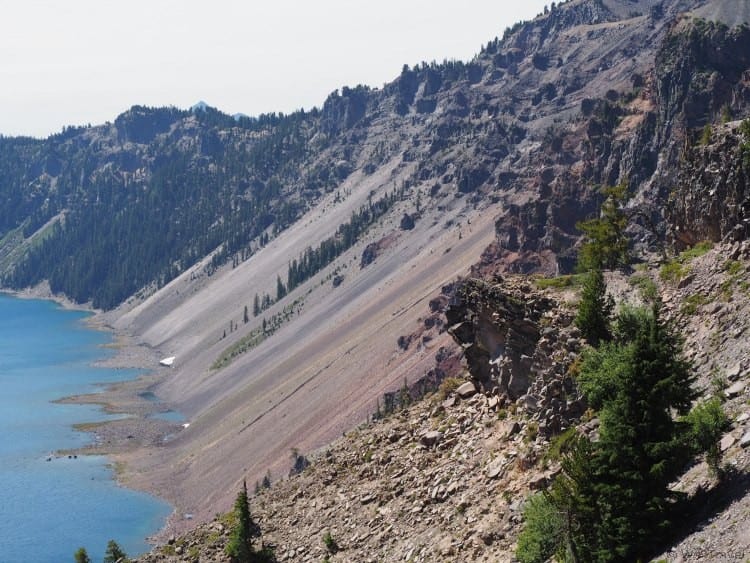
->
323, 532, 339, 554
684, 398, 728, 477
436, 377, 464, 400
709, 368, 727, 400
628, 274, 658, 302
659, 260, 688, 284
543, 427, 578, 464
516, 493, 564, 563
524, 422, 539, 443
724, 259, 742, 276
680, 293, 709, 315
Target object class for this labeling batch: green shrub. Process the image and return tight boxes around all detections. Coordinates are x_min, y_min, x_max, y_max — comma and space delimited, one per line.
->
628, 274, 659, 302
659, 260, 688, 284
516, 493, 564, 563
543, 427, 579, 464
724, 259, 742, 276
684, 397, 728, 477
680, 293, 709, 315
323, 532, 339, 554
436, 377, 464, 400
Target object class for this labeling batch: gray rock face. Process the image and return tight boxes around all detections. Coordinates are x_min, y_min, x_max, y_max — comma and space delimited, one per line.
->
420, 431, 443, 448
446, 277, 583, 433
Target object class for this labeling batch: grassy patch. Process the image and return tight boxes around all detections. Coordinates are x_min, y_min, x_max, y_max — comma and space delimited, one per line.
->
659, 260, 689, 284
724, 259, 742, 276
534, 274, 584, 290
212, 297, 304, 371
628, 274, 658, 302
680, 293, 709, 316
660, 241, 714, 285
681, 240, 713, 260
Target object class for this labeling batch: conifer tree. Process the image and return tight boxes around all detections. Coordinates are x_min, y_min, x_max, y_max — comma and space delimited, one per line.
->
575, 267, 614, 346
103, 540, 128, 563
519, 305, 712, 562
226, 480, 259, 562
74, 547, 91, 563
576, 182, 630, 271
578, 306, 694, 559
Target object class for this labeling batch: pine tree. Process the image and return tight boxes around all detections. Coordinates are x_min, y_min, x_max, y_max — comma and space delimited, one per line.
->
276, 275, 286, 301
520, 305, 709, 562
103, 540, 128, 563
575, 267, 614, 346
576, 182, 630, 271
226, 480, 259, 562
578, 305, 695, 560
74, 547, 91, 563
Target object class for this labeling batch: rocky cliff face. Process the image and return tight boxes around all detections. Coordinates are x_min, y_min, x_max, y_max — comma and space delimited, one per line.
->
668, 121, 750, 248
446, 277, 584, 437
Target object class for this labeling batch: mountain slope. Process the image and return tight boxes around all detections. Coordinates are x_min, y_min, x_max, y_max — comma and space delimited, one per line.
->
2, 0, 750, 548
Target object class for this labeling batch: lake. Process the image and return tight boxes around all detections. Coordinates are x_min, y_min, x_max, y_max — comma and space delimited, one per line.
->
0, 294, 171, 563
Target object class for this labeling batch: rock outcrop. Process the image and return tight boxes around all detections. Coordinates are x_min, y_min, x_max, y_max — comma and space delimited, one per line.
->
446, 276, 583, 436
668, 121, 750, 248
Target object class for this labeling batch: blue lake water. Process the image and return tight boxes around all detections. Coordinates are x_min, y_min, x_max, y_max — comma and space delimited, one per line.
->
0, 294, 171, 563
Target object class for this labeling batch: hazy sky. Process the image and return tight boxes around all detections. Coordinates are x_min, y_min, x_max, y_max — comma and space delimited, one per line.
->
1, 1, 550, 138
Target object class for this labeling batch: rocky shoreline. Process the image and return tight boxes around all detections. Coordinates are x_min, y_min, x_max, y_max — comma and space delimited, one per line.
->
3, 282, 186, 541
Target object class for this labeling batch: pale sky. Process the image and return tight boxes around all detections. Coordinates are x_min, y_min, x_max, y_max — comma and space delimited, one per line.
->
0, 1, 550, 138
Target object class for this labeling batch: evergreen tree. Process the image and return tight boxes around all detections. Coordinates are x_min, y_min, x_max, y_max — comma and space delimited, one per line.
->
103, 540, 128, 563
276, 275, 286, 301
576, 182, 630, 271
574, 267, 614, 346
73, 547, 91, 563
262, 471, 271, 489
520, 305, 709, 562
579, 305, 695, 560
244, 305, 249, 324
226, 480, 259, 562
